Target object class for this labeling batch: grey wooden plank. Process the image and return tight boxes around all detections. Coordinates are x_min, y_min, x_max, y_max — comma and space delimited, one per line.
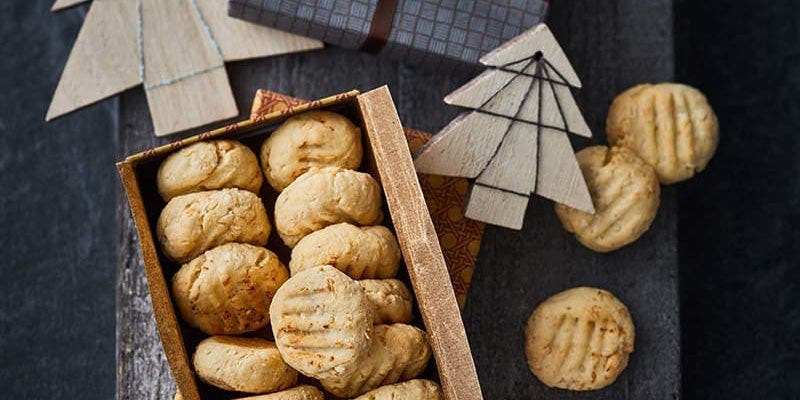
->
116, 0, 679, 398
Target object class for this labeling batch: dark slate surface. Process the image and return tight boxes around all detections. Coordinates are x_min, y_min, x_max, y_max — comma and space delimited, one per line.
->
1, 0, 800, 399
674, 0, 800, 398
0, 1, 116, 400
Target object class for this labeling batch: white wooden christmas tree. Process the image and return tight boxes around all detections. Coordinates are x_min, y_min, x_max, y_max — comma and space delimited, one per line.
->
414, 24, 595, 230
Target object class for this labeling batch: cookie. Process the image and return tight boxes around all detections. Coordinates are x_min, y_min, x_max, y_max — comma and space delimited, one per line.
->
235, 385, 325, 400
260, 111, 363, 191
192, 336, 297, 394
606, 83, 719, 184
156, 188, 270, 263
358, 279, 413, 324
269, 265, 374, 380
171, 243, 288, 335
554, 146, 660, 252
320, 324, 432, 398
157, 140, 262, 201
289, 223, 401, 279
274, 167, 383, 248
352, 379, 444, 400
525, 287, 635, 391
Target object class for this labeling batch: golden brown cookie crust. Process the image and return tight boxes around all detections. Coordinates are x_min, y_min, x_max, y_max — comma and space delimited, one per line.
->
157, 189, 270, 263
171, 243, 288, 335
157, 140, 263, 201
289, 223, 401, 279
234, 385, 325, 400
352, 379, 444, 400
269, 265, 374, 380
274, 167, 383, 248
606, 83, 719, 184
192, 336, 297, 394
358, 279, 413, 324
525, 287, 635, 391
320, 324, 431, 398
260, 111, 363, 191
555, 146, 660, 252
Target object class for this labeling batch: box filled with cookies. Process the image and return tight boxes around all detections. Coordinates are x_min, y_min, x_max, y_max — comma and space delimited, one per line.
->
117, 87, 481, 400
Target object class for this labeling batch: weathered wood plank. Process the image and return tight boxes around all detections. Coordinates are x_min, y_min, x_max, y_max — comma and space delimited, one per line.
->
117, 0, 679, 398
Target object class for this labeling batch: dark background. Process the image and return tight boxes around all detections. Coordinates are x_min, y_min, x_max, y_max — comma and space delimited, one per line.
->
1, 0, 798, 399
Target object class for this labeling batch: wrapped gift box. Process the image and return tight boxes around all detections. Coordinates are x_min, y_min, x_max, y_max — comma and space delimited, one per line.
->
228, 0, 548, 68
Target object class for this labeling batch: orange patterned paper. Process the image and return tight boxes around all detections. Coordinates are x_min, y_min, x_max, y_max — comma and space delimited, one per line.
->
250, 90, 485, 308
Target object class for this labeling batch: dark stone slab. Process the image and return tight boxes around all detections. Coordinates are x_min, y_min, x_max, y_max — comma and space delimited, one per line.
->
0, 1, 116, 399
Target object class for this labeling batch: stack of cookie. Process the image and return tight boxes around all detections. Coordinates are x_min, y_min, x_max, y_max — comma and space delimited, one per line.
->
556, 83, 719, 252
156, 110, 442, 399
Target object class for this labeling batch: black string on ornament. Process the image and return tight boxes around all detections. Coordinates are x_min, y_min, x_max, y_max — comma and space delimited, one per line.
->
465, 51, 579, 199
473, 54, 543, 197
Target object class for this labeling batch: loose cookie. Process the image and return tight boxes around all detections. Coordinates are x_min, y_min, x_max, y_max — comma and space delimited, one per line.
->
269, 265, 374, 380
171, 243, 288, 335
358, 279, 413, 324
274, 167, 383, 247
352, 379, 444, 400
525, 287, 635, 391
606, 83, 719, 184
289, 223, 401, 279
320, 324, 432, 398
260, 111, 363, 191
555, 146, 660, 252
157, 140, 262, 201
157, 189, 270, 263
192, 336, 297, 394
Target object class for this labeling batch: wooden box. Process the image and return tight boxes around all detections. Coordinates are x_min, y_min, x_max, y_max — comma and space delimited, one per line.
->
116, 86, 482, 400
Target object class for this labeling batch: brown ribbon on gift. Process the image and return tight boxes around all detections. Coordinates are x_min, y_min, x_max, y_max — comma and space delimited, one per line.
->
360, 0, 399, 53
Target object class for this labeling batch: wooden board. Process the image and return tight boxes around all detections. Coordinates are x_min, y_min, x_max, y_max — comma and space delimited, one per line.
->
116, 0, 680, 398
358, 87, 482, 400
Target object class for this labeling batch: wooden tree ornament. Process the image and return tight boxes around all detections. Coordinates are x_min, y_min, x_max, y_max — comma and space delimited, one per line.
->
414, 24, 595, 230
47, 0, 322, 136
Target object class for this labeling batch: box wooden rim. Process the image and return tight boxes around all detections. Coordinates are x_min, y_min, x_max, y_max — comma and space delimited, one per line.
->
116, 86, 482, 400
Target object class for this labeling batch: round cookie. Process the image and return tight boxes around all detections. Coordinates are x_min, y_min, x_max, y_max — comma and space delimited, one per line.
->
320, 323, 432, 398
353, 379, 444, 400
555, 146, 660, 252
192, 336, 297, 394
157, 140, 262, 201
171, 243, 288, 335
175, 385, 324, 400
157, 188, 270, 263
274, 167, 383, 248
606, 83, 719, 184
269, 265, 374, 380
289, 223, 401, 279
260, 110, 363, 191
235, 385, 325, 400
358, 279, 413, 324
525, 287, 635, 391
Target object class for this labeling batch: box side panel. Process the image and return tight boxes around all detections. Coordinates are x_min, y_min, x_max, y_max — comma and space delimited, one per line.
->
116, 162, 201, 400
356, 86, 483, 400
